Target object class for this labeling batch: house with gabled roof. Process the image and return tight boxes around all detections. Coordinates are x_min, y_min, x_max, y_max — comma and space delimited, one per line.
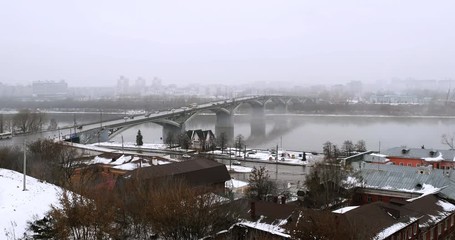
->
405, 194, 455, 240
186, 129, 216, 151
333, 194, 455, 240
71, 153, 170, 191
117, 158, 230, 193
215, 199, 298, 239
335, 200, 420, 240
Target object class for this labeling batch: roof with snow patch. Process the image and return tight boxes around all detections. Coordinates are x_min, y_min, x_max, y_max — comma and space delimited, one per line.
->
384, 147, 455, 161
121, 158, 230, 188
358, 163, 455, 201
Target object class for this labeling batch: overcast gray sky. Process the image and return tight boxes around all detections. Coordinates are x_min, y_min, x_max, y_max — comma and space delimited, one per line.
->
1, 0, 454, 87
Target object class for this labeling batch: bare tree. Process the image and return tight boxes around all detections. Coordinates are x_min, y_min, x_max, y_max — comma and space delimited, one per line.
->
165, 132, 176, 148
0, 146, 22, 172
342, 140, 354, 156
48, 118, 58, 131
234, 134, 245, 156
117, 177, 242, 239
13, 109, 46, 133
148, 179, 241, 240
39, 189, 121, 240
178, 132, 191, 150
217, 132, 227, 154
247, 166, 276, 200
322, 141, 340, 161
355, 140, 367, 152
442, 134, 455, 149
27, 139, 81, 187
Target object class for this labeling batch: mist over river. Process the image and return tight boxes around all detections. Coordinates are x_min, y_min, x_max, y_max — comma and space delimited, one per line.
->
2, 112, 454, 152
109, 114, 455, 153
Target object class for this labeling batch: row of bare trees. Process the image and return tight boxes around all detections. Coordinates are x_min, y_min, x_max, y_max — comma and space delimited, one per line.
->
0, 139, 80, 187
27, 177, 244, 240
301, 141, 361, 209
0, 109, 48, 134
0, 138, 241, 239
323, 140, 367, 158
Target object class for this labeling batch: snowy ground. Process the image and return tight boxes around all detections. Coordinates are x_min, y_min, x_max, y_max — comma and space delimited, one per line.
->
85, 141, 315, 166
213, 148, 313, 166
0, 169, 62, 239
226, 165, 253, 173
84, 155, 171, 171
96, 141, 167, 150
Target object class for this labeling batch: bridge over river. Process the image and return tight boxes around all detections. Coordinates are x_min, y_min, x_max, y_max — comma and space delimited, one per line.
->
1, 95, 314, 146
72, 95, 312, 144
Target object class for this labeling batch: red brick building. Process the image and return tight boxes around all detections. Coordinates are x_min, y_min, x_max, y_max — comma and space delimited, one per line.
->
364, 147, 455, 170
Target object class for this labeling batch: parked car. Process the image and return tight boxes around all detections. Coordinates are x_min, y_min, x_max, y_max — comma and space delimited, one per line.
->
232, 160, 242, 165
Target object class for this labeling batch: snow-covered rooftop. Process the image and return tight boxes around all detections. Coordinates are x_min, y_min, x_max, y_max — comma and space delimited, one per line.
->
374, 217, 418, 240
225, 179, 249, 189
238, 219, 290, 238
332, 206, 359, 214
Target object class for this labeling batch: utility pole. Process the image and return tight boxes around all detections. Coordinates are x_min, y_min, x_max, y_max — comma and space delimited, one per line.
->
121, 135, 124, 155
23, 139, 27, 191
69, 128, 73, 145
276, 144, 279, 181
100, 109, 103, 128
280, 136, 283, 150
244, 144, 246, 160
0, 114, 3, 133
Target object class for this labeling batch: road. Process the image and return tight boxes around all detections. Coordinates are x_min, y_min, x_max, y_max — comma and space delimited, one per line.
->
218, 155, 322, 194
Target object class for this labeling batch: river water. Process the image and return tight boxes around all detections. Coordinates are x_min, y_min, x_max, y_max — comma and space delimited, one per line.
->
110, 114, 455, 153
2, 112, 455, 152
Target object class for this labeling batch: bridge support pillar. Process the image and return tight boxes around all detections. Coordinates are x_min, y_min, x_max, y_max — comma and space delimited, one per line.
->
250, 105, 266, 139
79, 127, 110, 144
162, 124, 184, 144
99, 128, 109, 142
215, 111, 234, 145
275, 104, 287, 114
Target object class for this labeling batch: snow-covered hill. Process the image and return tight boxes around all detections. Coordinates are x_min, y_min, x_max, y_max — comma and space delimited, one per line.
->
0, 168, 62, 239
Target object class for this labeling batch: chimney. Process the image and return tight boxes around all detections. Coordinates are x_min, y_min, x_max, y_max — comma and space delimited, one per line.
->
273, 196, 278, 203
250, 201, 256, 220
281, 195, 286, 204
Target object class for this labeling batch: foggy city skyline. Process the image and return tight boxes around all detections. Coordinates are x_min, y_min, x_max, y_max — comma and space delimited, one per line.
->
1, 0, 454, 87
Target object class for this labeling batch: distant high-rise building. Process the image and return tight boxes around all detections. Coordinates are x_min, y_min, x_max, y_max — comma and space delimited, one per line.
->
117, 76, 129, 94
133, 77, 146, 95
32, 80, 68, 97
135, 77, 146, 89
152, 77, 162, 89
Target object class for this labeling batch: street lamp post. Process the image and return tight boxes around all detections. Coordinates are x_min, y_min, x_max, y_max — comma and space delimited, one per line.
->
23, 139, 27, 191
229, 147, 232, 170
